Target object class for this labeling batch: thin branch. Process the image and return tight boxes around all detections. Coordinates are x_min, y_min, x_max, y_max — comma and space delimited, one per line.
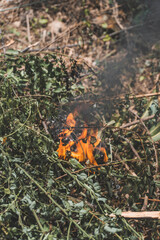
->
102, 114, 155, 132
141, 194, 148, 211
38, 110, 49, 135
0, 39, 15, 50
21, 41, 39, 53
32, 209, 45, 233
26, 14, 31, 45
112, 0, 124, 30
22, 43, 80, 53
140, 197, 160, 203
109, 211, 160, 219
114, 152, 137, 177
120, 136, 142, 163
119, 115, 155, 129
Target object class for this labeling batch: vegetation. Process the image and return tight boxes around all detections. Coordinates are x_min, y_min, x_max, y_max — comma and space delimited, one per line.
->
0, 52, 160, 239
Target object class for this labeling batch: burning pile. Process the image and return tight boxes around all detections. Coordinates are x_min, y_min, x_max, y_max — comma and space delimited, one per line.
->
57, 109, 108, 166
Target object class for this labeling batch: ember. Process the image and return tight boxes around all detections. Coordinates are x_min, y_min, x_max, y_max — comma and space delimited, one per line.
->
57, 110, 108, 166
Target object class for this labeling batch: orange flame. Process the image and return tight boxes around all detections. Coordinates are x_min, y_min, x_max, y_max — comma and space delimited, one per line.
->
57, 110, 108, 166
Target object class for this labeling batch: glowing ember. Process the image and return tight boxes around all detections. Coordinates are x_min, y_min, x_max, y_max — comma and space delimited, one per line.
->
57, 110, 108, 166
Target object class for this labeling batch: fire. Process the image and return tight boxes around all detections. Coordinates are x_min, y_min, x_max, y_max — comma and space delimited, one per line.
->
57, 110, 108, 166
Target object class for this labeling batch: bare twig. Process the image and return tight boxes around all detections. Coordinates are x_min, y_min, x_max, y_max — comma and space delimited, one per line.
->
21, 41, 39, 53
141, 194, 148, 211
119, 115, 155, 129
126, 92, 160, 100
38, 110, 49, 135
20, 43, 80, 53
0, 29, 5, 56
114, 152, 137, 177
109, 211, 160, 219
120, 136, 142, 163
102, 114, 155, 132
112, 0, 124, 30
140, 197, 160, 203
26, 14, 31, 45
0, 39, 15, 50
100, 22, 143, 40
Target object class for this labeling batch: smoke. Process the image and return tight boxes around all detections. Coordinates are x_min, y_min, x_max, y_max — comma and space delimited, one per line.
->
57, 0, 160, 123
98, 0, 160, 98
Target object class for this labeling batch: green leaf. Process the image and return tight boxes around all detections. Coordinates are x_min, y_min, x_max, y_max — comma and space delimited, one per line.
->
8, 27, 20, 36
39, 18, 48, 25
74, 201, 84, 208
114, 208, 122, 216
98, 197, 106, 203
150, 121, 160, 136
101, 23, 108, 29
7, 67, 13, 75
4, 188, 11, 194
104, 224, 122, 234
54, 88, 63, 93
103, 34, 111, 42
152, 131, 160, 142
69, 158, 84, 169
77, 173, 87, 181
6, 49, 19, 55
142, 99, 158, 118
79, 209, 88, 217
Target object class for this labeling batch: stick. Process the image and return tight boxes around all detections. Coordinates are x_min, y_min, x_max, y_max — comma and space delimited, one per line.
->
26, 14, 31, 45
140, 197, 160, 203
21, 41, 39, 53
109, 211, 160, 219
120, 136, 142, 163
21, 43, 80, 52
102, 114, 155, 132
0, 39, 15, 50
38, 110, 49, 135
114, 152, 137, 177
119, 115, 155, 129
0, 28, 5, 56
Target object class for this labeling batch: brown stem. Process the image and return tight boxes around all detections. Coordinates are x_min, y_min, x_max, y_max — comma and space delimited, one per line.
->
109, 211, 160, 219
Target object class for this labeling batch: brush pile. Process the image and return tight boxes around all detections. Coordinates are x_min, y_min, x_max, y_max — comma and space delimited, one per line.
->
0, 54, 160, 239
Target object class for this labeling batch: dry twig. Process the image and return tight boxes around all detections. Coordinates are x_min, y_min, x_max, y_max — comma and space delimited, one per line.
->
120, 136, 142, 163
114, 152, 137, 177
109, 211, 160, 219
141, 194, 148, 211
26, 14, 31, 45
